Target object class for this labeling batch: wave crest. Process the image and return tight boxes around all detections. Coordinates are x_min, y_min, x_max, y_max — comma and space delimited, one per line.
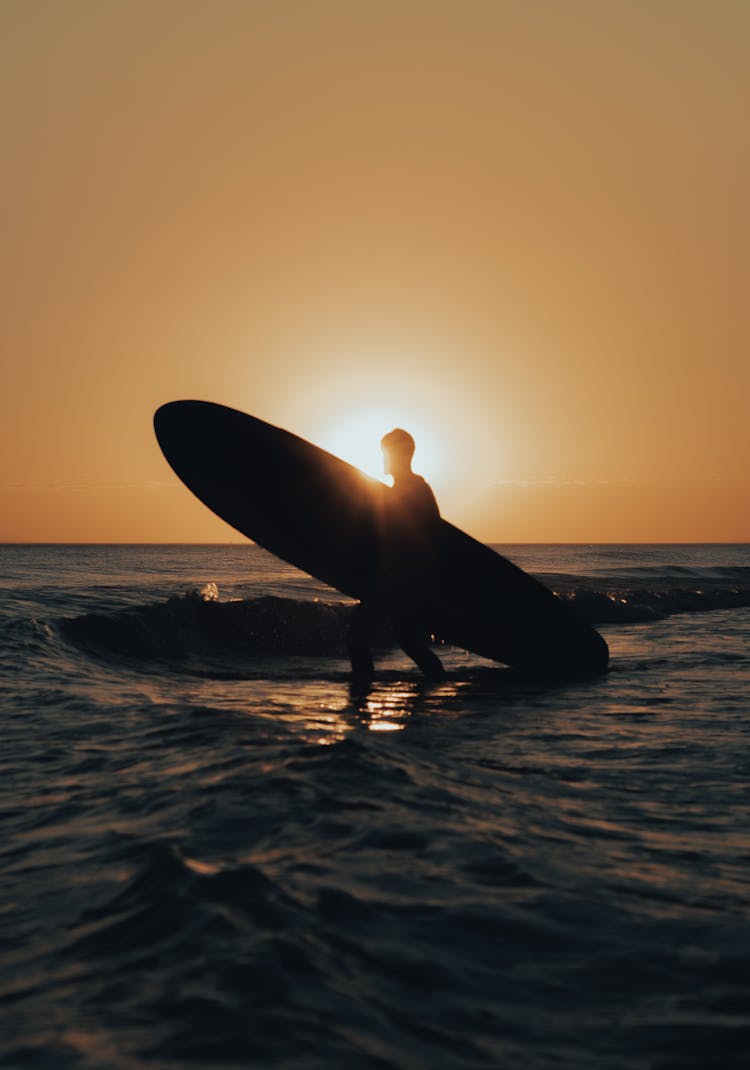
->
61, 592, 352, 661
59, 579, 750, 664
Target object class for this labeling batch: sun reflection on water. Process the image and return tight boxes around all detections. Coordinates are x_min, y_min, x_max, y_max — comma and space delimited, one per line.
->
266, 675, 466, 743
352, 677, 464, 733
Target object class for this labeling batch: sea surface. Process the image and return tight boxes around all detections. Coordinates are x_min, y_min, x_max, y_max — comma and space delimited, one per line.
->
1, 543, 749, 1069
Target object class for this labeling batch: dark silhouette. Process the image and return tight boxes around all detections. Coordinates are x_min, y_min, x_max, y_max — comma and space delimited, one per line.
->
348, 429, 445, 680
156, 402, 609, 675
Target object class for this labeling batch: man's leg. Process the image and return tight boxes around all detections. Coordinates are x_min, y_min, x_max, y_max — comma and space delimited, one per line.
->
347, 601, 382, 678
392, 611, 445, 679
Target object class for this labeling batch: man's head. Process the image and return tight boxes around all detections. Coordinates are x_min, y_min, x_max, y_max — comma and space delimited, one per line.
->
381, 428, 415, 478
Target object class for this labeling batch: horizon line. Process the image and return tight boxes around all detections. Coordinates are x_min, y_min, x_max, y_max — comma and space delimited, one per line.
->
2, 540, 748, 548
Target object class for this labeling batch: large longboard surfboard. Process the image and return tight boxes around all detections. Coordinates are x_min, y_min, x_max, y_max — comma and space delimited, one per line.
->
154, 400, 608, 675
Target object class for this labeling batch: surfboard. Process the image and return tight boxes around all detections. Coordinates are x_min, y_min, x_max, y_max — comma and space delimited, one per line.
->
154, 400, 608, 675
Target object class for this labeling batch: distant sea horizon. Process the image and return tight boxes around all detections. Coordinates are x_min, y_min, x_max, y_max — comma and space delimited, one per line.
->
3, 539, 748, 545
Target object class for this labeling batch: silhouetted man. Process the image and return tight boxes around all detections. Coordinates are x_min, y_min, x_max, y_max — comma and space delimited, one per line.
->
348, 429, 445, 680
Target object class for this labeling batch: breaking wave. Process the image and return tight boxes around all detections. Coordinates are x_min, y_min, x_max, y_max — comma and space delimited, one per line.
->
60, 571, 750, 663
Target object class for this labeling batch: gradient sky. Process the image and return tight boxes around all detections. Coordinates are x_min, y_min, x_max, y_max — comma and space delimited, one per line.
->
2, 0, 748, 542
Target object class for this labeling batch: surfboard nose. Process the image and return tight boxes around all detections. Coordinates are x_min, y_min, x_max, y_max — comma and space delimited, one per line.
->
154, 399, 202, 443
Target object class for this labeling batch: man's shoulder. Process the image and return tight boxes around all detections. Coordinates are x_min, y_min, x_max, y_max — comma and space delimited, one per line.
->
408, 474, 440, 514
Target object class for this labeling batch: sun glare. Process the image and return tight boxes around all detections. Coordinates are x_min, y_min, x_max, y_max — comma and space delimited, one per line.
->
316, 407, 445, 484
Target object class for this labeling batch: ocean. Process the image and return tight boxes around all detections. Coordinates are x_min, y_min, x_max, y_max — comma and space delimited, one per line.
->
1, 542, 749, 1069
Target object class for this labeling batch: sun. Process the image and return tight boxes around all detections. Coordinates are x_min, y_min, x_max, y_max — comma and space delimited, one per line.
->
315, 406, 445, 484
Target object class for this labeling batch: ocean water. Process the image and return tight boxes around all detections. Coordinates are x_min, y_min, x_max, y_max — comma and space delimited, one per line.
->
1, 542, 749, 1069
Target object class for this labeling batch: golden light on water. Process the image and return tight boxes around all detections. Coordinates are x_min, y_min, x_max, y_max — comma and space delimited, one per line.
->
271, 679, 465, 742
368, 720, 406, 733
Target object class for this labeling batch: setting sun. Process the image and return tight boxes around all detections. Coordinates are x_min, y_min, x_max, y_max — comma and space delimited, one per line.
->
314, 406, 444, 484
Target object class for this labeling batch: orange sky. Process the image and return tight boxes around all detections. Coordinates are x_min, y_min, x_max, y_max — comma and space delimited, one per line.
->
2, 1, 748, 543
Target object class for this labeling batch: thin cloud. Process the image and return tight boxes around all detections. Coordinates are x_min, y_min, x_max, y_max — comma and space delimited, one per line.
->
0, 481, 179, 492
490, 476, 641, 488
